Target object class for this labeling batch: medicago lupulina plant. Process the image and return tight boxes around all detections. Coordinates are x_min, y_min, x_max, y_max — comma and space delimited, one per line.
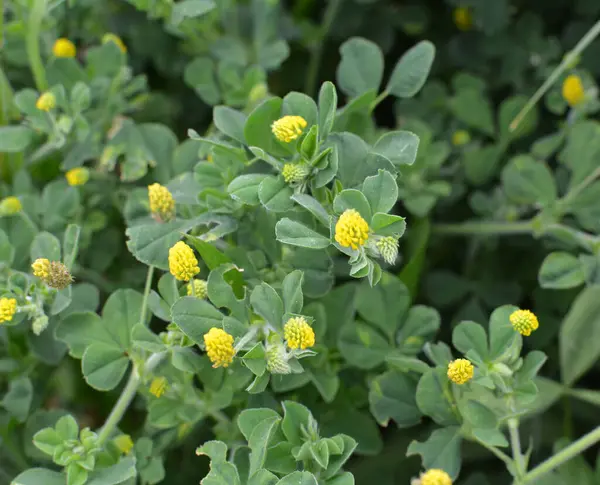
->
2, 1, 600, 485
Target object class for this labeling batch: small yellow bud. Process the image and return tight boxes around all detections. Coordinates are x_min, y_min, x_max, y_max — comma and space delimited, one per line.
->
451, 130, 470, 146
266, 344, 291, 374
102, 33, 127, 53
376, 236, 399, 265
204, 327, 235, 368
282, 163, 309, 184
36, 92, 56, 112
113, 434, 134, 454
149, 377, 168, 398
447, 358, 474, 385
335, 209, 370, 250
32, 258, 51, 280
420, 469, 453, 485
168, 241, 200, 282
284, 316, 315, 350
509, 309, 539, 336
0, 298, 17, 323
562, 74, 585, 107
453, 7, 472, 31
187, 279, 208, 299
52, 38, 77, 58
65, 167, 90, 186
271, 115, 307, 143
148, 183, 175, 222
0, 196, 22, 215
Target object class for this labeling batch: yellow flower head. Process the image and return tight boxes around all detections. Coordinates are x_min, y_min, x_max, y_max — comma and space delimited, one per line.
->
0, 196, 22, 215
187, 279, 208, 299
509, 309, 539, 336
284, 316, 315, 350
453, 6, 472, 31
420, 469, 452, 485
168, 241, 199, 281
32, 258, 51, 280
447, 358, 474, 385
0, 298, 17, 323
204, 327, 235, 368
52, 38, 76, 58
148, 183, 175, 222
282, 163, 309, 184
102, 33, 127, 53
149, 377, 168, 398
335, 209, 370, 250
452, 130, 470, 146
562, 74, 585, 107
113, 434, 134, 454
271, 115, 307, 143
36, 92, 56, 112
65, 167, 90, 186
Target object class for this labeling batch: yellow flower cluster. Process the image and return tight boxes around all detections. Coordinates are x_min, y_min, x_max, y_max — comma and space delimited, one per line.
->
31, 258, 73, 289
420, 469, 452, 485
282, 163, 309, 184
0, 196, 22, 215
509, 309, 539, 336
453, 7, 472, 31
66, 167, 90, 186
187, 279, 208, 299
36, 92, 56, 112
204, 327, 235, 368
271, 115, 307, 143
149, 377, 168, 398
284, 316, 315, 350
0, 298, 17, 324
447, 358, 474, 385
32, 258, 51, 280
562, 74, 585, 107
148, 183, 175, 221
113, 434, 134, 454
168, 242, 199, 281
52, 38, 76, 58
102, 33, 127, 53
335, 209, 369, 250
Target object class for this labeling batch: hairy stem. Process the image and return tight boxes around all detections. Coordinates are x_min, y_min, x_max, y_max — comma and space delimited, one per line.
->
509, 418, 526, 479
26, 0, 48, 92
140, 265, 154, 326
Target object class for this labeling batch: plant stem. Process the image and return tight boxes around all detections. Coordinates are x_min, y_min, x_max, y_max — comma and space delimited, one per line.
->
432, 221, 534, 236
304, 0, 343, 96
509, 418, 526, 479
96, 352, 164, 445
560, 165, 600, 207
473, 437, 514, 467
26, 0, 48, 92
369, 89, 389, 113
510, 19, 600, 131
520, 426, 600, 484
140, 265, 154, 325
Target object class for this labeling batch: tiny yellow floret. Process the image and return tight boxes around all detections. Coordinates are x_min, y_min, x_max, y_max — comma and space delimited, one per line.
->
452, 130, 470, 146
335, 209, 370, 250
187, 279, 208, 299
420, 469, 453, 485
284, 316, 315, 350
453, 6, 472, 31
32, 258, 51, 280
36, 92, 56, 112
148, 183, 175, 221
168, 241, 199, 281
66, 167, 90, 186
102, 33, 127, 53
149, 377, 168, 398
52, 38, 76, 58
0, 196, 22, 215
204, 327, 235, 368
0, 298, 17, 324
562, 74, 585, 107
114, 434, 134, 454
509, 309, 539, 336
447, 358, 474, 385
271, 115, 307, 143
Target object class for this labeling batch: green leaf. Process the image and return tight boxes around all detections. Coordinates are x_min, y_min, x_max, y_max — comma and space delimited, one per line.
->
362, 170, 398, 214
242, 343, 267, 376
501, 155, 557, 206
30, 231, 61, 262
449, 88, 495, 137
248, 416, 281, 476
472, 428, 509, 448
397, 305, 440, 355
132, 323, 167, 353
171, 347, 204, 373
282, 270, 304, 314
369, 370, 421, 428
12, 468, 66, 485
228, 174, 270, 206
371, 213, 406, 237
238, 408, 281, 441
338, 322, 390, 369
281, 401, 314, 445
250, 283, 284, 329
214, 106, 247, 144
407, 426, 462, 480
538, 252, 585, 289
336, 37, 384, 98
32, 426, 62, 456
184, 57, 220, 105
488, 304, 520, 361
101, 289, 145, 350
276, 472, 318, 485
62, 224, 81, 269
66, 463, 88, 485
206, 264, 247, 319
275, 218, 331, 249
416, 369, 459, 426
87, 457, 137, 485
56, 415, 79, 440
462, 401, 497, 429
2, 376, 33, 422
291, 194, 330, 227
0, 126, 34, 152
259, 176, 294, 212
452, 321, 489, 360
245, 98, 289, 157
171, 0, 216, 25
386, 40, 435, 98
281, 92, 318, 129
171, 296, 224, 345
462, 144, 503, 186
82, 343, 130, 391
372, 131, 419, 166
560, 286, 600, 385
498, 95, 538, 142
333, 189, 372, 221
55, 312, 106, 358
318, 81, 337, 141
